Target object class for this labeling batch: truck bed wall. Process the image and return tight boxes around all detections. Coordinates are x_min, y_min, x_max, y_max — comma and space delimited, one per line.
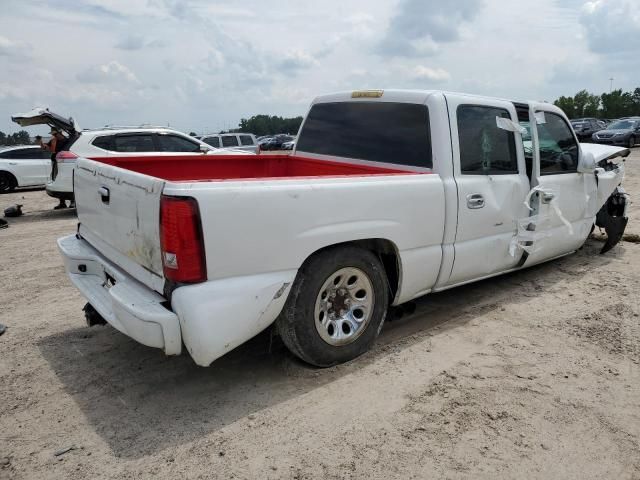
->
91, 154, 413, 182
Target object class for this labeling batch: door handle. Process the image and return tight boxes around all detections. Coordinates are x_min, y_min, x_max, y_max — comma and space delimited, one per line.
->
466, 193, 485, 209
98, 186, 110, 204
541, 192, 555, 204
8, 162, 17, 166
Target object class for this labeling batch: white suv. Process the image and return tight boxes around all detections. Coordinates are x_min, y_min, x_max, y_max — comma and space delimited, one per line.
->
12, 108, 250, 203
199, 133, 259, 153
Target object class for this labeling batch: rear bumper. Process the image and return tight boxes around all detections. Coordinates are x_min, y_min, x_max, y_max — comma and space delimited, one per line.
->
58, 234, 182, 356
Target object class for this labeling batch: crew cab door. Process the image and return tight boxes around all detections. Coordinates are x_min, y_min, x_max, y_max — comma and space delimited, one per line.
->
522, 104, 593, 265
445, 95, 531, 285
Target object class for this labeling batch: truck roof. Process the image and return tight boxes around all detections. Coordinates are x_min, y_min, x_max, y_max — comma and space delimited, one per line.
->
312, 89, 538, 107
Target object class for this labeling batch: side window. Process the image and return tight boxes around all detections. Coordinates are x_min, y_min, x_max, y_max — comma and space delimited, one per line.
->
221, 136, 239, 147
239, 135, 254, 146
536, 112, 579, 175
0, 148, 45, 160
92, 135, 114, 151
202, 136, 220, 148
113, 134, 155, 152
0, 150, 19, 159
157, 134, 201, 152
457, 105, 518, 175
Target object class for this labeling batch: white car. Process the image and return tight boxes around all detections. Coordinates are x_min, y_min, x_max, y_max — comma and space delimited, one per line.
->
0, 145, 52, 193
12, 108, 251, 203
59, 89, 628, 368
199, 133, 259, 153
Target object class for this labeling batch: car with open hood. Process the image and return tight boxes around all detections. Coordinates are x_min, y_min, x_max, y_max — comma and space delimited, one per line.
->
12, 108, 252, 203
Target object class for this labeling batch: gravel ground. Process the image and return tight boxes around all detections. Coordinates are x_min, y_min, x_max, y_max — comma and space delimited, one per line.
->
1, 151, 639, 479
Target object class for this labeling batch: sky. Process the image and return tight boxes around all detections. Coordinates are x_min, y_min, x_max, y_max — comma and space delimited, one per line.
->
1, 0, 638, 135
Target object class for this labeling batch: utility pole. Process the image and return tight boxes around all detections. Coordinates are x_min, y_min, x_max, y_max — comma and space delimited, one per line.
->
609, 77, 614, 92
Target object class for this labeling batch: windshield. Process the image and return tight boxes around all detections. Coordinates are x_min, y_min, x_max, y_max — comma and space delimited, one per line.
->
607, 120, 635, 130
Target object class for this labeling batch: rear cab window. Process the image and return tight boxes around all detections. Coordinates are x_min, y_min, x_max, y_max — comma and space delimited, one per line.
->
296, 101, 432, 168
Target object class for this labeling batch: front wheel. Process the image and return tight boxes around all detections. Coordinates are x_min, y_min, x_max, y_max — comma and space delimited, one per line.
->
628, 136, 636, 148
276, 246, 389, 367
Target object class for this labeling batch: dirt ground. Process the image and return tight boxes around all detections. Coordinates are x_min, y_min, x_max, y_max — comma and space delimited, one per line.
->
1, 152, 639, 480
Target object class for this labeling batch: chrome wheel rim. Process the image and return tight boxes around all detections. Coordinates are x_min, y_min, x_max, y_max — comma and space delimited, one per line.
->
314, 267, 375, 346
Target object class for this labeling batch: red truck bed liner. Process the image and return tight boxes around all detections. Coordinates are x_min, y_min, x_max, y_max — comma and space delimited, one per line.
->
90, 154, 422, 182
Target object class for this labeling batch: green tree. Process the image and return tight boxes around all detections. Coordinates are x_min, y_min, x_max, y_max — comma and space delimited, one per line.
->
601, 89, 634, 118
237, 115, 303, 136
554, 96, 575, 117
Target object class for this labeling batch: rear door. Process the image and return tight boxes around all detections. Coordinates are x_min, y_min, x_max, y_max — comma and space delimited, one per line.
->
74, 158, 165, 292
445, 94, 531, 285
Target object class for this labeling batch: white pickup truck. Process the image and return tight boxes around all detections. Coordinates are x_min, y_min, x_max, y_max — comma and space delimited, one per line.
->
58, 90, 629, 367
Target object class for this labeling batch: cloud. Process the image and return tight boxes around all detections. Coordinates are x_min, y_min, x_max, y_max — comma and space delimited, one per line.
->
0, 35, 33, 60
76, 61, 140, 84
115, 34, 167, 50
278, 50, 318, 74
412, 66, 451, 82
377, 0, 483, 57
580, 0, 640, 55
115, 34, 145, 50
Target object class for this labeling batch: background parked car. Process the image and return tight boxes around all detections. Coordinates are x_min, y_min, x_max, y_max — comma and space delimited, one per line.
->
260, 134, 295, 151
282, 138, 296, 150
570, 118, 601, 142
12, 107, 252, 203
0, 145, 51, 193
199, 133, 259, 153
592, 117, 640, 148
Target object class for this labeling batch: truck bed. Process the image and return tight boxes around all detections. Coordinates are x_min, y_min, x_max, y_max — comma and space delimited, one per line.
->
91, 154, 416, 182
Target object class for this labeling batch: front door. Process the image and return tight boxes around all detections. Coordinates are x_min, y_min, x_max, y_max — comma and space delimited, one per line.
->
445, 95, 531, 285
523, 104, 592, 265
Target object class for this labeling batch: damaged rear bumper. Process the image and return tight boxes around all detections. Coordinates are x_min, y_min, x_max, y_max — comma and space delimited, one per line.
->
59, 234, 297, 367
58, 234, 182, 355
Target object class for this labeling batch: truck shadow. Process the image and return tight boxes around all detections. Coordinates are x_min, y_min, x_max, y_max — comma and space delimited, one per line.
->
37, 239, 617, 459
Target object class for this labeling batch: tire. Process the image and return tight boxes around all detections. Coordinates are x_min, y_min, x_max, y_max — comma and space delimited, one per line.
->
629, 136, 635, 148
0, 172, 17, 193
83, 303, 107, 327
276, 246, 389, 367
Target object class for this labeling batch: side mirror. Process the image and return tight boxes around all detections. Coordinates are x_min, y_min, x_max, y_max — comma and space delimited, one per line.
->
577, 150, 596, 173
199, 144, 209, 153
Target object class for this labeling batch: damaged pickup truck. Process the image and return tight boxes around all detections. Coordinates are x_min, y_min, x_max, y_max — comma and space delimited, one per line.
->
58, 90, 629, 367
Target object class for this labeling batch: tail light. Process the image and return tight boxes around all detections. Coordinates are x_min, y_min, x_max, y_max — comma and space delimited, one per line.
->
160, 196, 207, 283
56, 151, 78, 163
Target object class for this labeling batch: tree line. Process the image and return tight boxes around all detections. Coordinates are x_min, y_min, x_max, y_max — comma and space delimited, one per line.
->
553, 88, 640, 119
0, 130, 33, 146
232, 114, 304, 136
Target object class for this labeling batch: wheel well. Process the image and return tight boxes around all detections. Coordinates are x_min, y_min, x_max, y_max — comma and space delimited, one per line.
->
305, 239, 401, 303
0, 170, 18, 186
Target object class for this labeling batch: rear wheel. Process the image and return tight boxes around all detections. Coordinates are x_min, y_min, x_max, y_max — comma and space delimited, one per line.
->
276, 246, 389, 367
0, 172, 17, 193
629, 136, 636, 148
